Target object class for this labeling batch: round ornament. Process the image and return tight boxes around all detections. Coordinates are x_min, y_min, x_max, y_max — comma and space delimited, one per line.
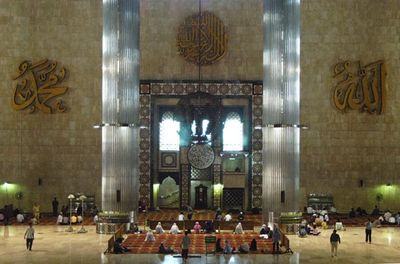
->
188, 143, 215, 169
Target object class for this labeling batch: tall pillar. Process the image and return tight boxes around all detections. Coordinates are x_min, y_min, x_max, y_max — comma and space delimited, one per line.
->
102, 0, 140, 212
262, 0, 301, 221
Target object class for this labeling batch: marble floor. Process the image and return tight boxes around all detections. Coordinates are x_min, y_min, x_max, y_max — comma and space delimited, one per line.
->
0, 225, 399, 264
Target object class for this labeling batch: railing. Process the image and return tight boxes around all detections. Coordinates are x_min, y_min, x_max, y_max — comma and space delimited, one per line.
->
105, 224, 125, 253
280, 229, 293, 254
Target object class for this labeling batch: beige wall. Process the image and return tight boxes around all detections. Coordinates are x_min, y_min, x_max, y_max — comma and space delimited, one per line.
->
300, 0, 400, 212
1, 0, 399, 213
0, 0, 102, 212
140, 0, 263, 80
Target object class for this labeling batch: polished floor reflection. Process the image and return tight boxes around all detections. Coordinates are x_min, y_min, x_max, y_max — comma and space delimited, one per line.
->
0, 225, 399, 264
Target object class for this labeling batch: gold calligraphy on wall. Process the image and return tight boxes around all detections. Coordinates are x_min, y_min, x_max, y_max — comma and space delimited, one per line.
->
177, 11, 227, 66
332, 60, 386, 114
11, 59, 68, 114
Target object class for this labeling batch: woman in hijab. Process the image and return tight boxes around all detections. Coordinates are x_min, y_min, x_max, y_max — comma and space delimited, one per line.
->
223, 239, 233, 254
155, 222, 164, 234
144, 230, 155, 242
193, 221, 202, 234
249, 238, 257, 251
169, 222, 180, 234
235, 222, 244, 234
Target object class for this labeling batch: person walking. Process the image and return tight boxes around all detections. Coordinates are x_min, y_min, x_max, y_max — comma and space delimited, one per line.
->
272, 225, 281, 254
32, 203, 40, 223
330, 229, 341, 257
181, 231, 191, 263
24, 223, 35, 251
365, 218, 372, 243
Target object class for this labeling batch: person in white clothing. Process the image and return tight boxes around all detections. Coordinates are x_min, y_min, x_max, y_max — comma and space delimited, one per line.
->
234, 222, 244, 234
17, 213, 24, 223
178, 212, 185, 221
145, 230, 155, 242
169, 223, 180, 234
224, 213, 232, 221
57, 213, 63, 224
24, 223, 35, 251
155, 222, 165, 234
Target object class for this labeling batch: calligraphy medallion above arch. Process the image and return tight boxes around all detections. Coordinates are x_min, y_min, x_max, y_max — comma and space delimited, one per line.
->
177, 11, 227, 66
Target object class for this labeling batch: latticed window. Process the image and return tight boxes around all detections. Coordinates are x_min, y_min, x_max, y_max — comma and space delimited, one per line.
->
223, 112, 243, 151
159, 111, 180, 151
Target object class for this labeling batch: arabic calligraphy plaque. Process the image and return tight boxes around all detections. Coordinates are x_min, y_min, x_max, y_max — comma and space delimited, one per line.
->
332, 60, 385, 114
177, 11, 227, 66
188, 143, 215, 169
11, 59, 69, 114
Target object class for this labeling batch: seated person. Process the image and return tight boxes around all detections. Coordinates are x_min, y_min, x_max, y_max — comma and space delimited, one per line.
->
57, 213, 63, 224
238, 243, 250, 253
306, 224, 312, 234
324, 214, 329, 222
193, 221, 202, 234
373, 218, 382, 228
260, 224, 269, 235
70, 214, 77, 224
238, 211, 245, 221
223, 239, 233, 254
155, 222, 164, 234
379, 215, 384, 223
335, 221, 343, 231
178, 212, 185, 221
321, 221, 328, 229
298, 224, 307, 237
130, 223, 140, 233
158, 242, 175, 254
216, 238, 223, 252
314, 216, 323, 226
17, 213, 24, 223
216, 214, 223, 221
77, 215, 83, 223
235, 222, 244, 234
389, 216, 396, 224
311, 224, 320, 235
169, 222, 180, 234
306, 206, 314, 214
224, 213, 232, 221
249, 238, 257, 251
113, 237, 129, 254
349, 208, 356, 218
384, 211, 392, 222
204, 220, 214, 233
356, 207, 367, 216
318, 214, 324, 223
62, 215, 69, 225
94, 214, 99, 223
371, 205, 380, 216
144, 230, 155, 242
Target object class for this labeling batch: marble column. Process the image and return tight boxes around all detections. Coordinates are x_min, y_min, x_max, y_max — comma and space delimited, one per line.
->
262, 0, 301, 221
101, 0, 140, 212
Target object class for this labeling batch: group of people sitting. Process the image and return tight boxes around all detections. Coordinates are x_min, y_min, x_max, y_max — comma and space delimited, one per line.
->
215, 209, 245, 222
349, 206, 400, 226
56, 212, 83, 225
176, 209, 246, 223
139, 220, 247, 239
